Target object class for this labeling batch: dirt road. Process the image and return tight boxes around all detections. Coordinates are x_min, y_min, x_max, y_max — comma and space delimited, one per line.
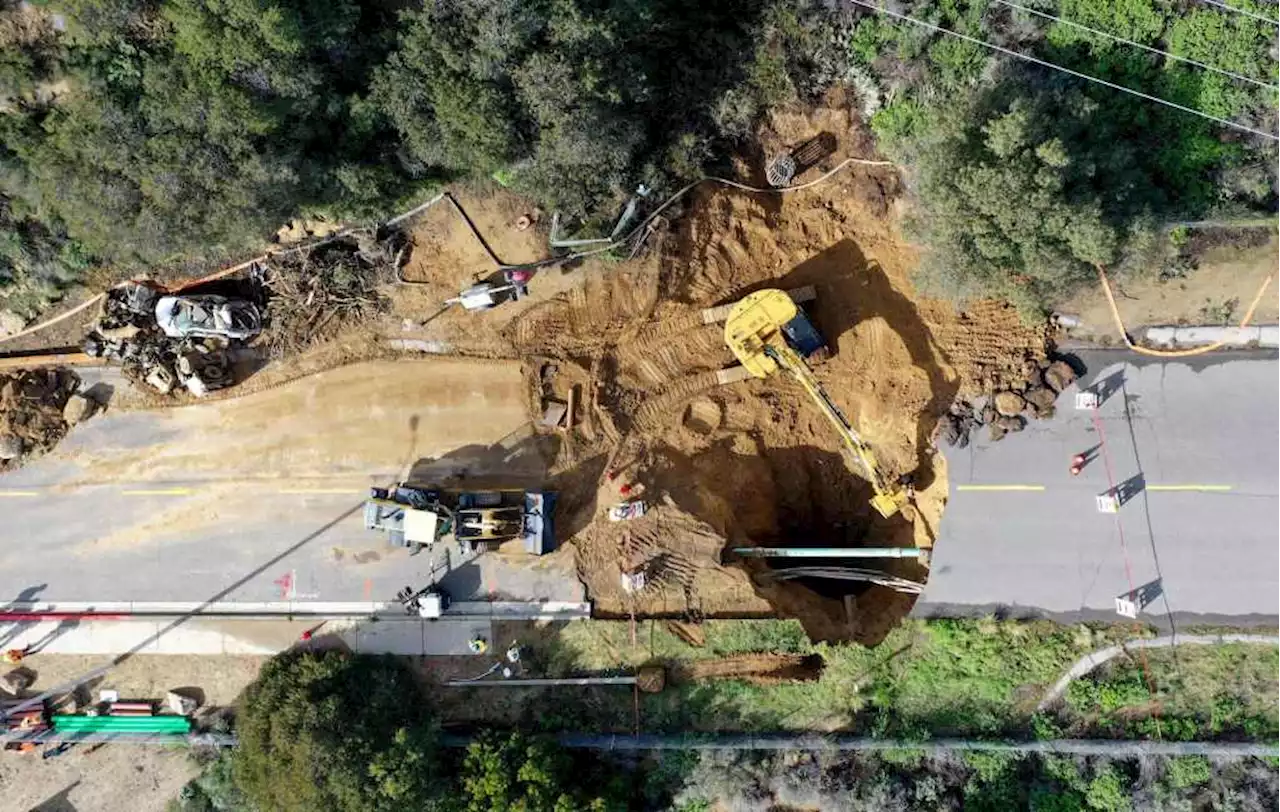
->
0, 358, 583, 606
45, 357, 529, 484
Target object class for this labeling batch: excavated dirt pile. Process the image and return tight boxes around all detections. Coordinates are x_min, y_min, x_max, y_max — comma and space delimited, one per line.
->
443, 88, 1053, 645
55, 88, 1047, 646
0, 367, 79, 468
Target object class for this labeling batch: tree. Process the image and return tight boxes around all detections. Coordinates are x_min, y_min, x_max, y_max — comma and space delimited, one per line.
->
460, 731, 626, 812
233, 651, 449, 812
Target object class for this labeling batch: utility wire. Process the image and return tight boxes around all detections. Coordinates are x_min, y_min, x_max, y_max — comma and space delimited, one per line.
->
845, 0, 1280, 141
994, 0, 1279, 90
1193, 0, 1280, 25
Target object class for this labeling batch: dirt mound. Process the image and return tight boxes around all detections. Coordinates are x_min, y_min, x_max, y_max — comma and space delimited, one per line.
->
575, 501, 772, 620
0, 367, 78, 468
156, 90, 1046, 647
683, 653, 825, 685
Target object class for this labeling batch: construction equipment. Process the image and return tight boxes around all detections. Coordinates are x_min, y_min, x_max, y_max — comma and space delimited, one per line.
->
395, 583, 451, 619
723, 288, 910, 519
365, 484, 556, 555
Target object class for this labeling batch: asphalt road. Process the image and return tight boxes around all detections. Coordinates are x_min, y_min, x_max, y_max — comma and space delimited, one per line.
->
916, 349, 1279, 630
0, 362, 584, 608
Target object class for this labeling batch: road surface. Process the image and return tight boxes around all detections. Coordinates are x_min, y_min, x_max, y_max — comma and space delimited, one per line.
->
0, 359, 584, 608
917, 349, 1279, 629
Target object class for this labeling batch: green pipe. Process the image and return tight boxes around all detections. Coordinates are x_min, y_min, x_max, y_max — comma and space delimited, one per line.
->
53, 722, 189, 727
731, 547, 921, 559
53, 716, 191, 732
54, 718, 190, 726
54, 721, 190, 729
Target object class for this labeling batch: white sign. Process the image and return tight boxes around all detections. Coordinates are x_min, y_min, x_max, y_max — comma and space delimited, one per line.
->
1115, 597, 1138, 619
1076, 392, 1100, 410
1096, 494, 1119, 513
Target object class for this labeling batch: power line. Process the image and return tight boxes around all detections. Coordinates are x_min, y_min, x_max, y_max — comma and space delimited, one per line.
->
845, 0, 1280, 141
994, 0, 1279, 90
1193, 0, 1280, 26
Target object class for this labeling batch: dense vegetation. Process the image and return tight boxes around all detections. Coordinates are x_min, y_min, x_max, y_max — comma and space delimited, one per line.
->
462, 619, 1279, 742
0, 0, 837, 313
187, 650, 629, 812
174, 642, 1277, 812
854, 0, 1278, 310
668, 749, 1280, 811
1, 0, 1275, 315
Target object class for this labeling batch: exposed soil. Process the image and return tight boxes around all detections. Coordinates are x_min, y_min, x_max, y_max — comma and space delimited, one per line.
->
682, 653, 825, 685
2, 89, 1054, 649
1057, 234, 1279, 346
0, 653, 264, 812
390, 88, 1050, 645
50, 357, 532, 486
0, 367, 78, 469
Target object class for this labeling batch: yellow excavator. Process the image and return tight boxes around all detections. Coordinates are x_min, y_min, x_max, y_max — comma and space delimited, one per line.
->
724, 288, 910, 519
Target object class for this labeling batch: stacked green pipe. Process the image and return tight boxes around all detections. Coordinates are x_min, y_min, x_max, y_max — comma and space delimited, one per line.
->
52, 715, 191, 734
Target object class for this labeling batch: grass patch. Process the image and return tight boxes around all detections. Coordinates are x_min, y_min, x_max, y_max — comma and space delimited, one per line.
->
450, 620, 1278, 742
483, 619, 1136, 732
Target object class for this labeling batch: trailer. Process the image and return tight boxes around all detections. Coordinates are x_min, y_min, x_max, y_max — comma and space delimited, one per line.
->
364, 484, 556, 555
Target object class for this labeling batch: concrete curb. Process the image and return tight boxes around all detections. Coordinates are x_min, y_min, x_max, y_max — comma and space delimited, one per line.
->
1036, 634, 1280, 711
1143, 324, 1279, 349
0, 600, 592, 620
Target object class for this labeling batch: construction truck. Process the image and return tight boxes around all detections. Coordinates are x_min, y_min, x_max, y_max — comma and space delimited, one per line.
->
364, 484, 556, 555
723, 288, 911, 519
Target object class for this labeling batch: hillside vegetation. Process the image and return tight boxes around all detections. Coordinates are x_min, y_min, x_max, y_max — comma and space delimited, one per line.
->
0, 0, 1274, 316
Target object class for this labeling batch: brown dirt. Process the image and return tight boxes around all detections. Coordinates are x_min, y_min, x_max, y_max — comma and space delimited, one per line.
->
1058, 234, 1279, 345
682, 652, 825, 685
384, 87, 1049, 646
54, 357, 531, 486
4, 89, 1051, 650
0, 367, 78, 469
0, 653, 263, 812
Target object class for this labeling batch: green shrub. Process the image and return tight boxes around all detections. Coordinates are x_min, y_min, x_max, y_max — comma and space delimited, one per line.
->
233, 651, 448, 812
1165, 756, 1213, 790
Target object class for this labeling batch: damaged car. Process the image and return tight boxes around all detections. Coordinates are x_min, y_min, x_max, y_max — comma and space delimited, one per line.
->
154, 294, 262, 341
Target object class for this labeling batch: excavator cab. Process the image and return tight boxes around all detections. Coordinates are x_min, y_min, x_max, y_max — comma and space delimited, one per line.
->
724, 288, 911, 519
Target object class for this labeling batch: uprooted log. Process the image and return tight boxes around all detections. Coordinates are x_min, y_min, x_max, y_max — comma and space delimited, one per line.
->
259, 234, 402, 359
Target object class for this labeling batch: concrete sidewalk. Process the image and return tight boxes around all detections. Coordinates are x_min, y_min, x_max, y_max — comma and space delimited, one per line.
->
1, 616, 500, 657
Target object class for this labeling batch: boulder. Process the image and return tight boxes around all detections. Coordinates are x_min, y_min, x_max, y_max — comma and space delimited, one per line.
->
0, 311, 24, 339
0, 668, 32, 696
1043, 361, 1077, 393
996, 414, 1026, 433
0, 434, 22, 460
993, 391, 1026, 417
62, 393, 95, 426
166, 689, 200, 715
979, 403, 997, 426
1024, 387, 1057, 412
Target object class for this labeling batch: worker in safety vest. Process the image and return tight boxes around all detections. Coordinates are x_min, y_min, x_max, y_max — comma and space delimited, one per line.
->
3, 647, 29, 665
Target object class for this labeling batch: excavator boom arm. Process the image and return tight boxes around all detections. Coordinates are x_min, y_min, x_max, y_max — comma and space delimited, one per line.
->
765, 344, 892, 495
724, 288, 909, 519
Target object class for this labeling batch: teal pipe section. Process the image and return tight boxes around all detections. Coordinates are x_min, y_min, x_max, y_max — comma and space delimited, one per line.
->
52, 715, 191, 733
731, 547, 920, 558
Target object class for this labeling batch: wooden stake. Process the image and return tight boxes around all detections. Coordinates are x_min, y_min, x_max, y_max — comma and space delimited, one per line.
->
564, 384, 577, 433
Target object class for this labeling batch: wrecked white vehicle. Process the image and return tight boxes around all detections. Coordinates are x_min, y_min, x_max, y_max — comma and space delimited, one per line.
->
154, 295, 262, 341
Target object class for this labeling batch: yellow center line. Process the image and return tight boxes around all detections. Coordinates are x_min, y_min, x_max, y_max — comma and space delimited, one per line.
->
1146, 484, 1233, 492
0, 491, 39, 497
121, 488, 194, 496
275, 489, 365, 495
956, 485, 1046, 492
